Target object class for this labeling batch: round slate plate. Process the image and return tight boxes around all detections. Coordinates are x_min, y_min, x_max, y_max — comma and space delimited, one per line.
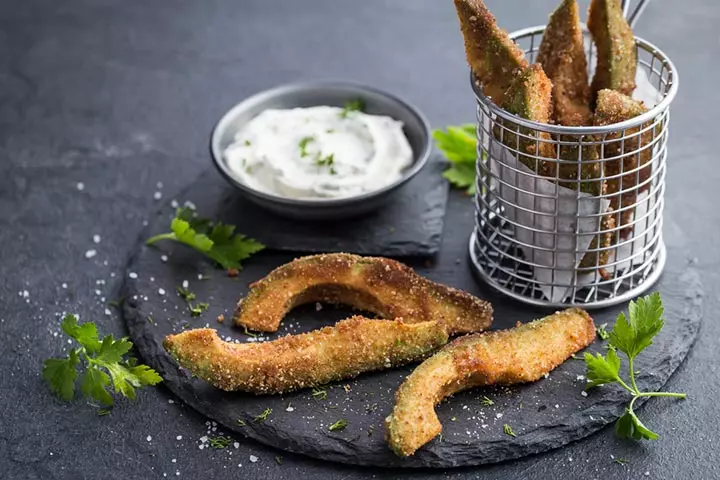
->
122, 187, 702, 468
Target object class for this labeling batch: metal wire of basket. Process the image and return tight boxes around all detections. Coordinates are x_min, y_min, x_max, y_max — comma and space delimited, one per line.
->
469, 26, 678, 309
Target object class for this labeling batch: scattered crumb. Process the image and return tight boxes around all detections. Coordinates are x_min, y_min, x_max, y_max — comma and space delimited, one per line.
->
227, 268, 239, 277
217, 314, 225, 324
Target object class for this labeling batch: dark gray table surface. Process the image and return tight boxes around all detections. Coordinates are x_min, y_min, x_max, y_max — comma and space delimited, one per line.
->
1, 0, 717, 479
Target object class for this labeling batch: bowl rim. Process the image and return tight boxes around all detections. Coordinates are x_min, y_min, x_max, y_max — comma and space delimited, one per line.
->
209, 80, 432, 207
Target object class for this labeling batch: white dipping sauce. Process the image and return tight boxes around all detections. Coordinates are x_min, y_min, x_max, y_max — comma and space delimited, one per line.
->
223, 106, 413, 199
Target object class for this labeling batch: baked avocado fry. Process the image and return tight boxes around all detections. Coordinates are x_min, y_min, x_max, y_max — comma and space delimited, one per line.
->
536, 0, 592, 126
452, 0, 529, 105
588, 0, 637, 102
594, 89, 654, 236
555, 140, 615, 272
164, 317, 448, 394
496, 64, 556, 174
384, 308, 596, 457
233, 253, 493, 335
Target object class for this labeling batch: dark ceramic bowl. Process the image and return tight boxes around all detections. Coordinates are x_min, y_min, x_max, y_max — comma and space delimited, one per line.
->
210, 81, 431, 220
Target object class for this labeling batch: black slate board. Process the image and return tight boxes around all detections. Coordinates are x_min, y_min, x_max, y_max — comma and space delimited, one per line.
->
165, 161, 449, 257
122, 182, 702, 468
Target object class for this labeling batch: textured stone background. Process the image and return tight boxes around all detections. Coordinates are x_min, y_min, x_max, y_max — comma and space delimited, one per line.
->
1, 0, 718, 478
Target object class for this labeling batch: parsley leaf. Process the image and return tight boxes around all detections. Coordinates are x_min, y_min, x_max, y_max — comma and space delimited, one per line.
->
316, 153, 334, 167
584, 293, 685, 441
146, 208, 264, 271
188, 302, 209, 317
311, 386, 327, 400
597, 323, 610, 340
610, 292, 664, 359
328, 419, 348, 432
208, 436, 232, 449
177, 286, 196, 302
616, 409, 659, 440
584, 349, 621, 389
442, 163, 477, 194
253, 407, 272, 423
43, 350, 80, 401
433, 124, 479, 194
42, 314, 162, 407
339, 99, 365, 118
503, 424, 516, 437
62, 315, 101, 354
298, 136, 315, 157
81, 367, 114, 405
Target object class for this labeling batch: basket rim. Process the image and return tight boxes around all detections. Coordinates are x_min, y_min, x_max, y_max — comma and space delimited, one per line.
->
471, 26, 679, 135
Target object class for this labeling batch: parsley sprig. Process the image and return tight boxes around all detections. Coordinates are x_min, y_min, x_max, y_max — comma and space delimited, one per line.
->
584, 293, 686, 440
328, 419, 348, 432
146, 208, 264, 271
253, 407, 272, 423
43, 315, 162, 406
432, 124, 478, 194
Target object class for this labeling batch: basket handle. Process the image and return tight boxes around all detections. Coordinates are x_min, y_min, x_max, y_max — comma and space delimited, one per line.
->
621, 0, 650, 28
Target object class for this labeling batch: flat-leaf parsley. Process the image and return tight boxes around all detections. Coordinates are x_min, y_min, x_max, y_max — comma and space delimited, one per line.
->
146, 208, 264, 271
432, 124, 479, 194
584, 293, 686, 440
43, 315, 162, 407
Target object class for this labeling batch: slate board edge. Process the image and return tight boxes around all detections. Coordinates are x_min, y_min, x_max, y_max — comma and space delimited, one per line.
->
169, 165, 449, 257
121, 234, 702, 469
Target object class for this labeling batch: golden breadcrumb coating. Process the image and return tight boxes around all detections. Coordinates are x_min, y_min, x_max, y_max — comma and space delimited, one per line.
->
588, 0, 637, 103
164, 317, 449, 394
453, 0, 529, 105
385, 308, 596, 457
594, 89, 653, 237
233, 253, 493, 335
536, 0, 592, 126
496, 64, 556, 174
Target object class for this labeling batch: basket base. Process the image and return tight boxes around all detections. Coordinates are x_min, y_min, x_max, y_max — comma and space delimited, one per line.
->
468, 227, 666, 309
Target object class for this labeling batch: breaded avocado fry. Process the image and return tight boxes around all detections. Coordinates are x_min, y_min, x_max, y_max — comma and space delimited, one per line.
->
385, 308, 596, 457
554, 140, 615, 272
164, 317, 449, 394
588, 0, 637, 102
453, 0, 529, 105
594, 89, 654, 236
496, 64, 556, 174
233, 253, 493, 335
536, 0, 592, 126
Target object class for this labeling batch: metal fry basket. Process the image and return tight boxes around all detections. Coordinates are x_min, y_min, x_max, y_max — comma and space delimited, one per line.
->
469, 26, 678, 309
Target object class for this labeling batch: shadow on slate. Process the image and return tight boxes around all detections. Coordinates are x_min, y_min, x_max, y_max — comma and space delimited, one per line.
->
170, 158, 449, 257
122, 186, 702, 468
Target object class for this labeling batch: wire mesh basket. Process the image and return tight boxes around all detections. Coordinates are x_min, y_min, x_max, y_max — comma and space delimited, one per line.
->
469, 25, 678, 309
